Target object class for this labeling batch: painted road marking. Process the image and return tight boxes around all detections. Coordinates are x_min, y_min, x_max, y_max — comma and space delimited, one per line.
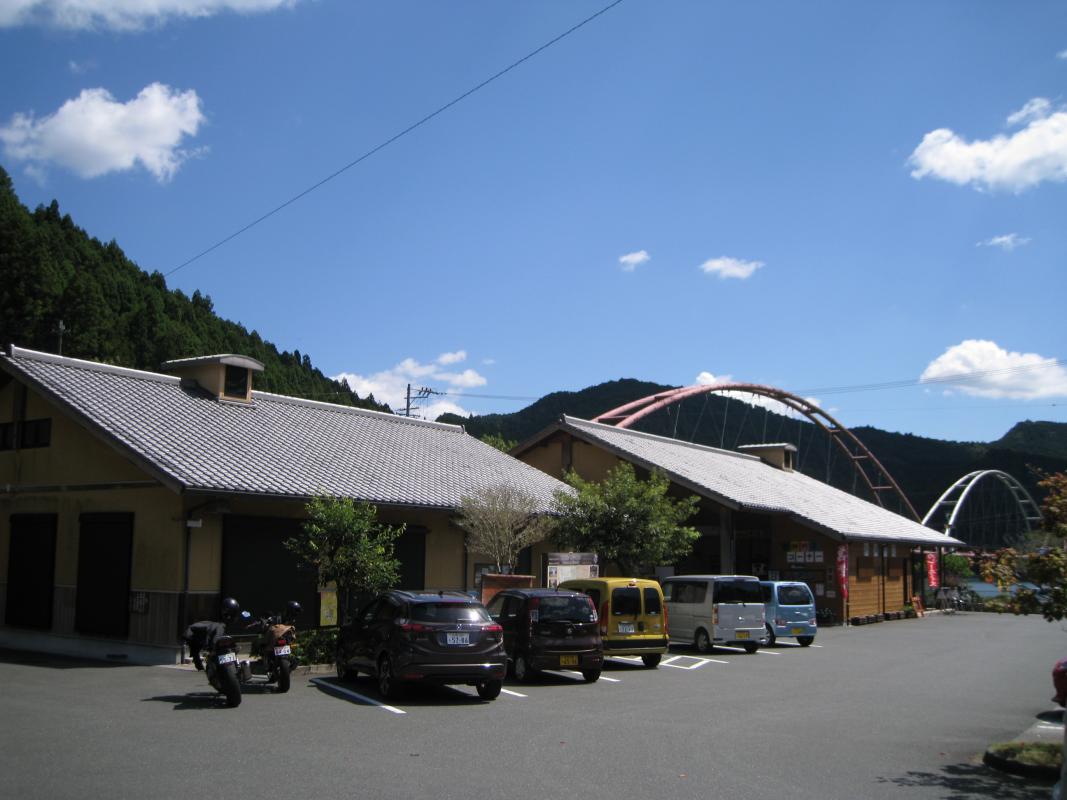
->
757, 649, 782, 656
609, 656, 644, 663
811, 644, 824, 648
661, 655, 714, 670
552, 670, 622, 683
500, 688, 527, 698
310, 677, 406, 715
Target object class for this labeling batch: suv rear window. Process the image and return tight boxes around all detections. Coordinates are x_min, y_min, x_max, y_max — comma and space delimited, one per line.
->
777, 585, 814, 606
410, 603, 490, 623
715, 579, 762, 604
611, 587, 641, 615
538, 595, 596, 622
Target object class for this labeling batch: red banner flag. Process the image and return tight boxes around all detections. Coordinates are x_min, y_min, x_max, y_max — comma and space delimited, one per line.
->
925, 552, 939, 589
836, 544, 849, 601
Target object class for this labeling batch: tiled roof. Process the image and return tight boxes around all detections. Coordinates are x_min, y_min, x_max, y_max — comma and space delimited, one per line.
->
539, 416, 963, 546
1, 346, 568, 511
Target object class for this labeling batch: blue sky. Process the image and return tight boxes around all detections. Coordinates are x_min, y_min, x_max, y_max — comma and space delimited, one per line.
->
1, 0, 1065, 443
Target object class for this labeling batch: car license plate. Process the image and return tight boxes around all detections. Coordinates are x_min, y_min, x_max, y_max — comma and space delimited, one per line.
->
735, 631, 750, 640
618, 622, 635, 634
560, 655, 579, 667
274, 645, 291, 656
791, 627, 804, 636
217, 652, 237, 664
446, 632, 470, 646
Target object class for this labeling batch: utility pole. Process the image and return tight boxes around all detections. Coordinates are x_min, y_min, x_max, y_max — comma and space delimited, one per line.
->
403, 384, 444, 418
55, 320, 67, 355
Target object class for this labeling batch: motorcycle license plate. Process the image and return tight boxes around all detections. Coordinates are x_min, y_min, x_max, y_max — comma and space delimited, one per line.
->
217, 652, 237, 664
446, 633, 470, 646
273, 645, 291, 656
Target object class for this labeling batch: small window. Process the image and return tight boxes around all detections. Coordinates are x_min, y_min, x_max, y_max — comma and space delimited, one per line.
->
611, 587, 641, 616
538, 595, 596, 622
643, 588, 661, 615
485, 594, 505, 618
224, 365, 249, 398
21, 419, 51, 448
0, 422, 14, 451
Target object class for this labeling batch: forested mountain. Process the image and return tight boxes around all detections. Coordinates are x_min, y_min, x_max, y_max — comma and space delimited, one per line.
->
0, 166, 387, 411
442, 381, 1067, 518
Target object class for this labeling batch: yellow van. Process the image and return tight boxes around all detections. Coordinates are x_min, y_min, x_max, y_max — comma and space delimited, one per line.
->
558, 578, 669, 667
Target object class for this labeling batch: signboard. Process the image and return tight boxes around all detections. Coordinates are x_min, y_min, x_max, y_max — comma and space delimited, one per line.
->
319, 590, 337, 626
546, 553, 598, 589
925, 552, 940, 589
836, 544, 849, 601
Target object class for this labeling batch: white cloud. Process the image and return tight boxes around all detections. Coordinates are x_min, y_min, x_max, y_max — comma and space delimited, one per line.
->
920, 339, 1067, 399
482, 358, 496, 366
1006, 98, 1051, 127
1058, 49, 1067, 60
0, 0, 300, 30
0, 83, 205, 182
618, 250, 650, 272
909, 99, 1067, 192
976, 233, 1031, 251
335, 353, 489, 420
436, 350, 466, 365
699, 256, 764, 280
67, 58, 96, 74
693, 371, 816, 418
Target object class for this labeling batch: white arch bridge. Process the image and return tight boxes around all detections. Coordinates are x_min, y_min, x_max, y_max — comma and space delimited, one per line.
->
922, 470, 1043, 548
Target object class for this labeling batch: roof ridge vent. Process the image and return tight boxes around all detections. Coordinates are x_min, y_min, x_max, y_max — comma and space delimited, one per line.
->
161, 354, 264, 404
737, 442, 797, 472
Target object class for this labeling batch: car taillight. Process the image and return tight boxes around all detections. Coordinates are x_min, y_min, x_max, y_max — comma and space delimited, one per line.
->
276, 638, 288, 646
528, 597, 540, 627
663, 601, 669, 635
398, 622, 429, 640
599, 602, 608, 635
483, 623, 503, 641
775, 618, 785, 627
585, 596, 598, 623
712, 604, 719, 626
809, 617, 817, 626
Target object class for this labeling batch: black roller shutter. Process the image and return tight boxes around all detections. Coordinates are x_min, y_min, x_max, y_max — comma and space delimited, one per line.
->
75, 513, 133, 638
6, 514, 57, 629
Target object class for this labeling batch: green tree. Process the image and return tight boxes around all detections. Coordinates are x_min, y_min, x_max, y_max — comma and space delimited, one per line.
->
456, 484, 552, 573
480, 433, 517, 453
285, 496, 405, 615
551, 462, 700, 576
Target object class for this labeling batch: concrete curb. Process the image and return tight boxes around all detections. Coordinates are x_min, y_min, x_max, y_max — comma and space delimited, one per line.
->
983, 708, 1063, 783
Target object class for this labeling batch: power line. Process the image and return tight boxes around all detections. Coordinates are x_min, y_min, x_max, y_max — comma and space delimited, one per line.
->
165, 0, 626, 278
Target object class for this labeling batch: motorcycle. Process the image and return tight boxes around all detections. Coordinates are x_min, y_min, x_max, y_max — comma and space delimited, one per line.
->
246, 600, 302, 694
183, 597, 249, 708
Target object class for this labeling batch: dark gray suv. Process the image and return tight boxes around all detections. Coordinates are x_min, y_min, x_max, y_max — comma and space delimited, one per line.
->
335, 590, 507, 700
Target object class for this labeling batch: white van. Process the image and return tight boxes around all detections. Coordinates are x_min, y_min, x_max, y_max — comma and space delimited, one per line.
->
662, 575, 766, 654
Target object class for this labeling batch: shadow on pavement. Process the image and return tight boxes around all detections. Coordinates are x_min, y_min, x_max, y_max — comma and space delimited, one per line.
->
0, 648, 132, 669
1038, 709, 1064, 724
878, 762, 1054, 799
311, 675, 489, 707
142, 692, 229, 711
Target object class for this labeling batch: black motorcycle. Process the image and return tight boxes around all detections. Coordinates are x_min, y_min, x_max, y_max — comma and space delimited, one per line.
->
246, 601, 301, 694
183, 597, 248, 708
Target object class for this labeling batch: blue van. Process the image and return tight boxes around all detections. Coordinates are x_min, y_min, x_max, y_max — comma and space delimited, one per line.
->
759, 581, 817, 646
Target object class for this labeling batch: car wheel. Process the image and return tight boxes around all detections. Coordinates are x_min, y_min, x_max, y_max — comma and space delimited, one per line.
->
641, 654, 661, 668
743, 642, 759, 654
335, 649, 356, 682
513, 653, 536, 683
797, 636, 814, 647
581, 669, 601, 683
476, 679, 502, 700
694, 629, 712, 654
377, 655, 400, 700
765, 624, 777, 646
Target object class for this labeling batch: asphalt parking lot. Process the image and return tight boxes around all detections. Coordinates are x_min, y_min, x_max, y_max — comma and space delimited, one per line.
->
2, 612, 1062, 800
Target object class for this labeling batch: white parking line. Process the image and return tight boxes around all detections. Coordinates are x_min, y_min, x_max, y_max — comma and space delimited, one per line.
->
811, 644, 824, 648
609, 656, 644, 663
500, 688, 527, 698
661, 655, 715, 670
551, 670, 622, 683
310, 677, 406, 715
757, 649, 781, 655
